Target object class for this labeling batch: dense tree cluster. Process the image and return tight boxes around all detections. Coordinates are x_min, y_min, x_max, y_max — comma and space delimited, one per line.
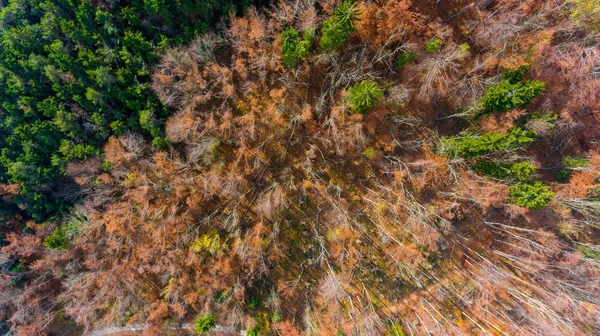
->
0, 0, 264, 221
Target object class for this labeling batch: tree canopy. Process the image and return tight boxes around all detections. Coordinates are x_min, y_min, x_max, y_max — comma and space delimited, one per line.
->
0, 0, 264, 221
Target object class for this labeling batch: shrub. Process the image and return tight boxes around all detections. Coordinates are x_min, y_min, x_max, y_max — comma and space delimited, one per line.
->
10, 262, 26, 274
473, 161, 536, 181
472, 161, 511, 179
501, 65, 531, 84
563, 156, 589, 168
565, 0, 600, 30
44, 217, 87, 250
281, 27, 315, 67
363, 147, 378, 160
386, 321, 405, 336
555, 168, 572, 183
347, 81, 383, 114
192, 233, 224, 255
581, 245, 600, 260
152, 136, 170, 149
319, 0, 360, 50
481, 66, 545, 113
247, 296, 260, 310
246, 326, 260, 336
553, 156, 589, 183
44, 226, 70, 250
271, 310, 283, 323
9, 262, 27, 286
458, 42, 471, 57
194, 313, 215, 335
439, 127, 536, 158
508, 181, 555, 210
100, 160, 112, 173
396, 49, 417, 68
481, 80, 545, 113
509, 162, 537, 181
424, 38, 443, 54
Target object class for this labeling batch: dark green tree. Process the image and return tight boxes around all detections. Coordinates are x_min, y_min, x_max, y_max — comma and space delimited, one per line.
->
481, 65, 545, 113
319, 0, 360, 50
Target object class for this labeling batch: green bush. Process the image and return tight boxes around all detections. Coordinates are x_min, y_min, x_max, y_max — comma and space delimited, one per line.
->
473, 161, 536, 181
194, 313, 215, 335
555, 168, 571, 183
552, 156, 589, 183
501, 65, 530, 83
563, 156, 590, 168
363, 147, 378, 160
9, 262, 27, 286
581, 245, 600, 260
424, 38, 443, 54
509, 162, 537, 181
10, 262, 26, 274
440, 127, 536, 158
347, 81, 383, 114
281, 27, 315, 67
508, 181, 555, 210
152, 136, 170, 149
192, 233, 225, 255
44, 227, 69, 250
472, 161, 511, 179
319, 0, 360, 50
481, 66, 545, 113
396, 50, 417, 68
386, 321, 405, 336
43, 215, 87, 250
247, 326, 260, 336
458, 42, 471, 57
247, 296, 261, 310
565, 0, 600, 30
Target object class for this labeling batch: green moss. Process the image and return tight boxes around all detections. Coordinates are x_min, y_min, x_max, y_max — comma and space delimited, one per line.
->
271, 310, 283, 323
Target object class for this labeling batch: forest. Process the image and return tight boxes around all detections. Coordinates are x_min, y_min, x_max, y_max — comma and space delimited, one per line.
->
0, 0, 599, 335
